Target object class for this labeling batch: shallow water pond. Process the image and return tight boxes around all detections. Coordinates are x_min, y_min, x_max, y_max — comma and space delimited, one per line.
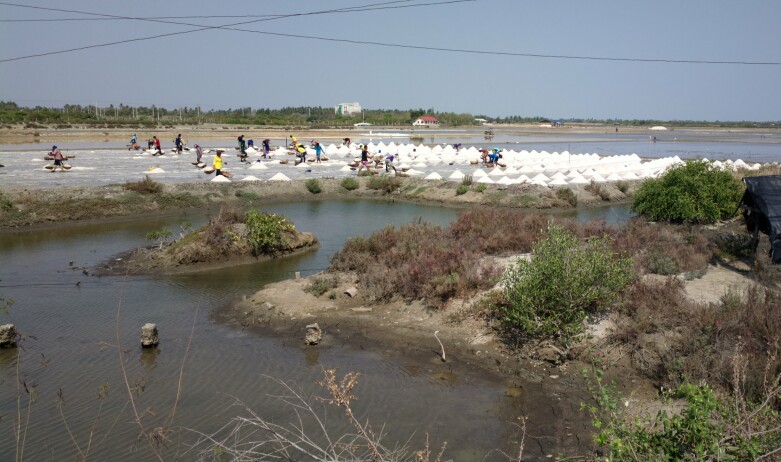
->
0, 200, 631, 460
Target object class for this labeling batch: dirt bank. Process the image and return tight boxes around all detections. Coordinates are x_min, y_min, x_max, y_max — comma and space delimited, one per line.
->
0, 176, 634, 229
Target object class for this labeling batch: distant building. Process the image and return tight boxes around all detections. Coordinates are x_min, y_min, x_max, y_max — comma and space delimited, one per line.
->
335, 102, 362, 116
413, 115, 439, 127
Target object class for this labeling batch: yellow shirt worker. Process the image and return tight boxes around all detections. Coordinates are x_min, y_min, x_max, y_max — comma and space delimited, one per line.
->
213, 151, 223, 175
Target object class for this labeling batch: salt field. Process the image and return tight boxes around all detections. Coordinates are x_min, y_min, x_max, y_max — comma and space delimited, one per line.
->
0, 138, 772, 190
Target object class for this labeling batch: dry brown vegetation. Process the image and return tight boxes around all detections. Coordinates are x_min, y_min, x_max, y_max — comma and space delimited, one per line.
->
614, 277, 781, 404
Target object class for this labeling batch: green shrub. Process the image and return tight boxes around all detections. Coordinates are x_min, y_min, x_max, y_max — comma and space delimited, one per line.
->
123, 175, 163, 194
555, 187, 578, 207
0, 190, 12, 210
715, 232, 755, 259
305, 275, 338, 296
582, 367, 781, 461
455, 184, 469, 195
646, 252, 678, 275
461, 175, 473, 186
502, 223, 634, 342
474, 183, 487, 193
146, 227, 172, 248
340, 177, 359, 191
367, 176, 401, 193
245, 209, 295, 255
632, 160, 744, 223
305, 179, 322, 194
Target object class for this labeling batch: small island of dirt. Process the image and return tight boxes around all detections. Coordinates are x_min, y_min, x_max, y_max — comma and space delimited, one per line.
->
99, 207, 318, 275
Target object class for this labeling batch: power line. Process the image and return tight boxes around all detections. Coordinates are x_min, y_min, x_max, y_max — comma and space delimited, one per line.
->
0, 14, 276, 22
1, 0, 779, 66
0, 0, 468, 24
0, 0, 474, 63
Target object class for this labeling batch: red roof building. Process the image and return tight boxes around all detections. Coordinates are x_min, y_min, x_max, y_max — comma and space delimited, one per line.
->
413, 115, 439, 127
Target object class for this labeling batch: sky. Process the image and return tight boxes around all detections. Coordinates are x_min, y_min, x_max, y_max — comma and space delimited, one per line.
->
1, 0, 780, 121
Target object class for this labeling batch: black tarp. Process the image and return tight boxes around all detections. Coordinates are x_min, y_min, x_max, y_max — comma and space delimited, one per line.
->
740, 175, 781, 264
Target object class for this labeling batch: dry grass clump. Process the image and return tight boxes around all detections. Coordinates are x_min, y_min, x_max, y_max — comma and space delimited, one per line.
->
331, 222, 500, 306
613, 218, 715, 275
555, 187, 578, 207
615, 278, 781, 404
122, 175, 163, 194
330, 208, 625, 307
449, 209, 615, 255
202, 206, 245, 253
585, 180, 611, 201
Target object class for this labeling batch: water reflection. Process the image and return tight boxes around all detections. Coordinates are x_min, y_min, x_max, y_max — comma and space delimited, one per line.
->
139, 348, 160, 371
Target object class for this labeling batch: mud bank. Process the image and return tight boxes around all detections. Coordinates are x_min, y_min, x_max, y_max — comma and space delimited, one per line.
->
0, 177, 634, 229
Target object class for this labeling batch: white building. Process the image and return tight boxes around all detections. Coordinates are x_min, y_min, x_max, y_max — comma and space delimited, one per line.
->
335, 102, 362, 116
413, 115, 439, 127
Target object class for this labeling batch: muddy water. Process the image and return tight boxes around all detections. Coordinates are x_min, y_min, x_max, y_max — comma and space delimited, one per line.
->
0, 201, 631, 460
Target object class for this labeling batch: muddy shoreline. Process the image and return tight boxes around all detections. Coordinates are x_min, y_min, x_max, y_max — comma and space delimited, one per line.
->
216, 274, 603, 457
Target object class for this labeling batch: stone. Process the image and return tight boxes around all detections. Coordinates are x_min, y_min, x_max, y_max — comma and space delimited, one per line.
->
305, 323, 322, 345
141, 323, 159, 348
261, 302, 275, 310
0, 324, 17, 348
535, 344, 564, 365
350, 307, 373, 313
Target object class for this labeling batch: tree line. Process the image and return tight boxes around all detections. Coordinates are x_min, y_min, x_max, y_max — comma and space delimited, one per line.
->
0, 101, 777, 129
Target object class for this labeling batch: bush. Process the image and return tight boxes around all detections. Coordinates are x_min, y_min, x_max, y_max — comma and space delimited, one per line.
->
245, 209, 295, 255
330, 222, 500, 306
502, 223, 634, 342
304, 179, 322, 194
715, 232, 755, 259
123, 175, 163, 194
340, 177, 359, 191
146, 227, 172, 248
582, 367, 781, 461
202, 206, 245, 253
615, 180, 630, 194
646, 252, 678, 275
613, 219, 714, 274
366, 176, 401, 193
474, 183, 487, 193
555, 187, 578, 207
585, 180, 610, 201
305, 275, 339, 296
0, 190, 12, 210
461, 175, 473, 186
455, 184, 469, 195
632, 160, 744, 223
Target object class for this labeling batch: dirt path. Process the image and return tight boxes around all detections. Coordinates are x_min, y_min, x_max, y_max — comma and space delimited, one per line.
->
684, 263, 755, 304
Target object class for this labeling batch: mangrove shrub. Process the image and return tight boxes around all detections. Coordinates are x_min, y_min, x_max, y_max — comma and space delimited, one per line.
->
631, 160, 743, 224
501, 224, 634, 341
245, 209, 295, 255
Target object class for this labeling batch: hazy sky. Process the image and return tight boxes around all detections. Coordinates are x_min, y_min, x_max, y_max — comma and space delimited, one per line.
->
1, 0, 780, 121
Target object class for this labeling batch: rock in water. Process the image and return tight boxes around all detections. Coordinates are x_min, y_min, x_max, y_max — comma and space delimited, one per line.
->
305, 323, 322, 345
0, 324, 17, 348
141, 323, 159, 348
